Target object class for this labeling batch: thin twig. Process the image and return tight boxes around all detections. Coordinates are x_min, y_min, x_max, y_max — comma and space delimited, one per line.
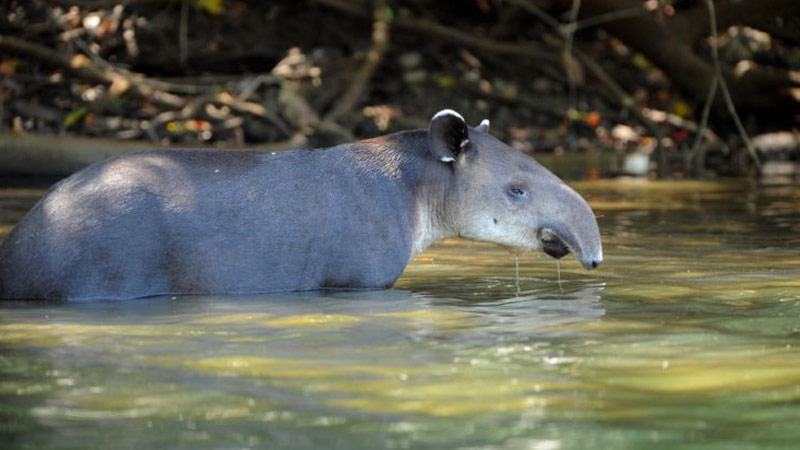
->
509, 0, 666, 174
691, 73, 719, 152
505, 0, 649, 37
325, 0, 392, 123
506, 0, 561, 30
564, 0, 582, 108
564, 0, 582, 57
704, 0, 761, 169
572, 6, 652, 31
179, 0, 189, 69
141, 74, 282, 95
719, 77, 762, 169
688, 71, 719, 174
311, 0, 557, 62
506, 1, 628, 110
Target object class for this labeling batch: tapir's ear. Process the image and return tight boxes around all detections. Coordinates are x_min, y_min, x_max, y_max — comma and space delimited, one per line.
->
476, 119, 490, 134
428, 109, 470, 163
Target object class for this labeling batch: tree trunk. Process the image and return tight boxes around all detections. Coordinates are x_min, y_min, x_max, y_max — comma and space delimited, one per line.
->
553, 0, 800, 114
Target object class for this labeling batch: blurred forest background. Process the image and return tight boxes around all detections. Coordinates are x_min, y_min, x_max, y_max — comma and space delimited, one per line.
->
1, 0, 799, 179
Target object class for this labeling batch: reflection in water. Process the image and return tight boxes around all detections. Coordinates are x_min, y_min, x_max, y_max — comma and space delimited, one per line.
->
1, 180, 800, 449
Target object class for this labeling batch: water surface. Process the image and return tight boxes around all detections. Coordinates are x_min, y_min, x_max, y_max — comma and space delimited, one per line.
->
1, 180, 799, 449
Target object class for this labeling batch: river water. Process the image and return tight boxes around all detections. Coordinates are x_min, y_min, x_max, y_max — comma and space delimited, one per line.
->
1, 179, 799, 449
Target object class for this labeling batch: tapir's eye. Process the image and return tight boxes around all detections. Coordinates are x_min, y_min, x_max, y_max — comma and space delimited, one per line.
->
507, 186, 527, 198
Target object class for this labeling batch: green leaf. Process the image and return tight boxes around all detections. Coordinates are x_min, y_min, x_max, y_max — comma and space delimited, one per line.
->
379, 5, 394, 23
64, 106, 88, 129
436, 76, 455, 88
193, 0, 223, 14
622, 96, 635, 109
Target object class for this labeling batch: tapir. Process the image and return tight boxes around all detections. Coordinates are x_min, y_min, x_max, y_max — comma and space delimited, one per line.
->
0, 109, 602, 301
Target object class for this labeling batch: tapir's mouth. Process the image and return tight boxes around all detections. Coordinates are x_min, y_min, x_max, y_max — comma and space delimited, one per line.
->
541, 234, 570, 259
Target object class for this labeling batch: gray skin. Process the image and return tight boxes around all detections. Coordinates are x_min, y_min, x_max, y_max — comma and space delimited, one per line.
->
0, 109, 602, 301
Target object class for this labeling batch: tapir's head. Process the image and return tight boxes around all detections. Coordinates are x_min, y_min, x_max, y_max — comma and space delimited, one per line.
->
428, 109, 603, 270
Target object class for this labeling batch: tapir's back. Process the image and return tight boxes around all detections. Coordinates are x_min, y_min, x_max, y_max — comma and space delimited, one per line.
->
0, 146, 415, 300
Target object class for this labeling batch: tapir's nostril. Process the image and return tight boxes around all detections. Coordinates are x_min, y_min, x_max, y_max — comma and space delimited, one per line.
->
580, 258, 601, 270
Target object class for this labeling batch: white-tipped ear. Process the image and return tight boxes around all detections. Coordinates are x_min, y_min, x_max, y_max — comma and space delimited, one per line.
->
429, 109, 470, 164
432, 109, 465, 122
477, 119, 490, 133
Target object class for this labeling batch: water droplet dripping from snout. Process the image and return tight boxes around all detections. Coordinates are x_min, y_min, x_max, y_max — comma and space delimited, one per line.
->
556, 260, 564, 294
514, 255, 520, 296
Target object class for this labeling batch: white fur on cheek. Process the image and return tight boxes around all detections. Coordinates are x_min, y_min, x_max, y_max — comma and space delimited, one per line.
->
459, 214, 539, 252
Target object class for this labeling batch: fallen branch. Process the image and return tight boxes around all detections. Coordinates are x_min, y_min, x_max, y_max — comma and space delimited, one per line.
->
213, 92, 292, 136
47, 0, 182, 7
0, 133, 155, 175
144, 91, 292, 142
0, 34, 186, 109
642, 108, 724, 148
0, 133, 302, 176
149, 74, 282, 90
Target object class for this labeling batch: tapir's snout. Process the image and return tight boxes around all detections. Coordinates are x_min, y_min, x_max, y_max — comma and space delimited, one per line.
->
537, 182, 603, 271
583, 257, 602, 270
540, 225, 603, 270
579, 253, 602, 271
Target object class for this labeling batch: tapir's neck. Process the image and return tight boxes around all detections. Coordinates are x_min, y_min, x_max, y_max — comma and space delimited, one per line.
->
357, 131, 458, 256
410, 177, 456, 255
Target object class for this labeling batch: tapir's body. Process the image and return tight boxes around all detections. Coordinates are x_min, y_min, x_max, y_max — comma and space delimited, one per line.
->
0, 136, 429, 299
0, 110, 602, 301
